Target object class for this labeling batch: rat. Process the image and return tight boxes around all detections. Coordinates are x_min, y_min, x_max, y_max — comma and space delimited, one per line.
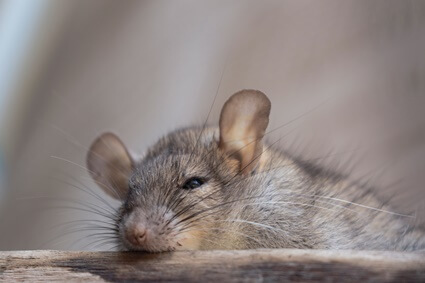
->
86, 89, 425, 252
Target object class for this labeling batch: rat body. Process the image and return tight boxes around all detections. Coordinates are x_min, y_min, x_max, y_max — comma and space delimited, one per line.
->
87, 90, 425, 252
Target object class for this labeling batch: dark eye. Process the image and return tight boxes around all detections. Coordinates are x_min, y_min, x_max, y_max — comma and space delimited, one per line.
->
182, 177, 205, 190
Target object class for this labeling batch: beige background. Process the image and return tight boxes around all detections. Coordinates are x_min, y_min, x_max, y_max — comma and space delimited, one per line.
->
0, 0, 424, 250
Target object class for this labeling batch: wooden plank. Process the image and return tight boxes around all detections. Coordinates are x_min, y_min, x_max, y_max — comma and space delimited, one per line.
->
0, 249, 424, 282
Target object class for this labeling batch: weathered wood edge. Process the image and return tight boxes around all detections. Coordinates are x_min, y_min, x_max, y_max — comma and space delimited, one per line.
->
1, 249, 424, 282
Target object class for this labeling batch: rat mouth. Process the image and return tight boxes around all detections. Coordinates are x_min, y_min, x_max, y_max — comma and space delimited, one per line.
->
119, 228, 187, 253
118, 206, 191, 253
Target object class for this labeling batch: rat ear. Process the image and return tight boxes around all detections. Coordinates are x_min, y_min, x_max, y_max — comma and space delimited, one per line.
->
86, 133, 134, 200
219, 90, 271, 175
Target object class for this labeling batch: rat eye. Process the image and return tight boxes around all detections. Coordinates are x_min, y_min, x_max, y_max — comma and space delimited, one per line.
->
182, 177, 205, 190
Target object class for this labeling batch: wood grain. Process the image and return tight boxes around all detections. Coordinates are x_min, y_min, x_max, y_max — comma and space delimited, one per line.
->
1, 249, 424, 282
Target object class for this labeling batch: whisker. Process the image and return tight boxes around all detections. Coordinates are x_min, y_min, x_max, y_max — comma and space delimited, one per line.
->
107, 243, 124, 251
184, 62, 226, 169
50, 155, 92, 173
67, 233, 119, 250
80, 237, 119, 251
52, 177, 118, 215
311, 195, 414, 218
40, 225, 118, 250
68, 175, 119, 209
50, 155, 123, 200
216, 218, 285, 234
50, 219, 117, 230
46, 204, 118, 222
37, 195, 118, 220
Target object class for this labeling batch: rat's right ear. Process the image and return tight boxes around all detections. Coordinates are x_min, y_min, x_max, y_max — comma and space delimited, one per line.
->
86, 133, 134, 200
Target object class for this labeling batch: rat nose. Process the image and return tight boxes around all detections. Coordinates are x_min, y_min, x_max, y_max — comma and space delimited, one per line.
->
127, 224, 147, 246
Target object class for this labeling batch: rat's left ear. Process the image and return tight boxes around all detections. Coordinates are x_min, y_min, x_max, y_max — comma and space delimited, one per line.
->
86, 133, 134, 200
219, 89, 271, 175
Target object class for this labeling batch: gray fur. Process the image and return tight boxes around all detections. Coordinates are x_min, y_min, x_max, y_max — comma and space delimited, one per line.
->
116, 127, 425, 252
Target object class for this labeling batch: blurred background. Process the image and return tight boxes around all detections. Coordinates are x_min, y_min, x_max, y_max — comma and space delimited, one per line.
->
0, 0, 424, 250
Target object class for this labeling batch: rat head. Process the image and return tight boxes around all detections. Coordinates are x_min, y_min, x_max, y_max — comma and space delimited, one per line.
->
86, 90, 271, 252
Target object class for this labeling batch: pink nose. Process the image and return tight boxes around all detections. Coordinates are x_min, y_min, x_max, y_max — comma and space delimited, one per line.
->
127, 224, 147, 246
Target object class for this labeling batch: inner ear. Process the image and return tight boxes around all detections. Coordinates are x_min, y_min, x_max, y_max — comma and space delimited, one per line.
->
86, 133, 134, 200
219, 89, 271, 175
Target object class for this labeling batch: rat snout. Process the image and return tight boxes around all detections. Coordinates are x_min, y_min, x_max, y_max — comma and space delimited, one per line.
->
126, 223, 148, 246
121, 207, 180, 252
